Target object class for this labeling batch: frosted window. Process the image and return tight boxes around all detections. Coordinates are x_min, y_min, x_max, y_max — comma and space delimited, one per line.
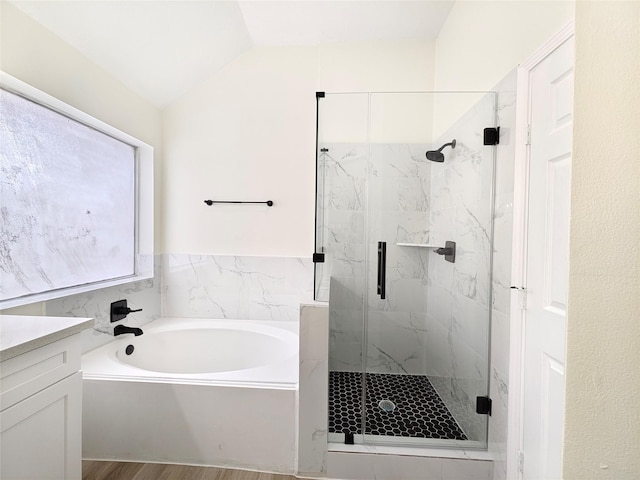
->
0, 88, 136, 302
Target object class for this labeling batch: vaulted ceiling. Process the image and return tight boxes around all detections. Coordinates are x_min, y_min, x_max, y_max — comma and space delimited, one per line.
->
9, 1, 455, 108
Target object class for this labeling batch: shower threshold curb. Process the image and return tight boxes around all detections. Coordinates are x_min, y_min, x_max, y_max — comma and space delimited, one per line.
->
327, 442, 492, 461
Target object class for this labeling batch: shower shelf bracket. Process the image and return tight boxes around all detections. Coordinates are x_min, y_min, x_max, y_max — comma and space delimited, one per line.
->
397, 241, 456, 263
395, 243, 441, 248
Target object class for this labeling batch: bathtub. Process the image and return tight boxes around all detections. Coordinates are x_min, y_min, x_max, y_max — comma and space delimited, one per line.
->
81, 318, 299, 473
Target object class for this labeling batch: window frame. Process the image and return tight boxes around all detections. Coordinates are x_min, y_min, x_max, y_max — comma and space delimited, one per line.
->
0, 72, 154, 309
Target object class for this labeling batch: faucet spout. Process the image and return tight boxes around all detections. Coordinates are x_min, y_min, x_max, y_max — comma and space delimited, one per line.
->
114, 324, 143, 337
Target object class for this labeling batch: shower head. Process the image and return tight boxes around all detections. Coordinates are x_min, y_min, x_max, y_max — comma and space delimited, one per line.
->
426, 139, 456, 163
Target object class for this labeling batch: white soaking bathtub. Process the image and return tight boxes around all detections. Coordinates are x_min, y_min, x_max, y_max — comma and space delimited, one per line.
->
81, 318, 299, 473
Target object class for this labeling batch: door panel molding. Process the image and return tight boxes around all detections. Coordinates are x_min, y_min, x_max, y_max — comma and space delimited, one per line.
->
507, 20, 575, 480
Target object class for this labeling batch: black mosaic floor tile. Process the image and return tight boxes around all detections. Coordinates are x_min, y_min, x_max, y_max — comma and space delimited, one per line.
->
328, 371, 467, 440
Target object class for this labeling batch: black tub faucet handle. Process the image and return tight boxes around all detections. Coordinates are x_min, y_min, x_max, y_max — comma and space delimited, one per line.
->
114, 306, 142, 315
110, 299, 143, 323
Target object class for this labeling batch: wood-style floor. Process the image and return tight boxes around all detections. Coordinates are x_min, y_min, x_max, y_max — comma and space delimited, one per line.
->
82, 461, 299, 480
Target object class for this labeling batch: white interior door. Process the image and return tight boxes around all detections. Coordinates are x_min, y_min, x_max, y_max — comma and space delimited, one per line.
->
522, 35, 574, 480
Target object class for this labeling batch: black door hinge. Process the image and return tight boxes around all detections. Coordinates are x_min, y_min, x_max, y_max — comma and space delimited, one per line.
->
476, 396, 492, 415
483, 127, 500, 145
313, 253, 325, 263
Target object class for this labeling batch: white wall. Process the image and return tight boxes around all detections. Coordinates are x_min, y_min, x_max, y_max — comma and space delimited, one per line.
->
320, 40, 436, 144
0, 2, 163, 315
318, 39, 434, 93
0, 3, 162, 148
433, 0, 574, 133
161, 39, 435, 256
161, 46, 318, 257
564, 3, 640, 479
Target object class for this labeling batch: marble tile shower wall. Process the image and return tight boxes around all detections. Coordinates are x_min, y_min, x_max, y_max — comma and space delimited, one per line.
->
323, 143, 432, 374
366, 144, 430, 375
320, 144, 367, 372
488, 71, 517, 480
425, 92, 497, 442
161, 254, 314, 321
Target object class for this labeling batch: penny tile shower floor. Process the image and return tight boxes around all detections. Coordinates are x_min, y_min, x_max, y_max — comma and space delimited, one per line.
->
329, 371, 467, 440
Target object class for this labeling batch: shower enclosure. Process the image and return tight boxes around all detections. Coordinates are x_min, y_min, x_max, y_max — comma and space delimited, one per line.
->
314, 91, 497, 448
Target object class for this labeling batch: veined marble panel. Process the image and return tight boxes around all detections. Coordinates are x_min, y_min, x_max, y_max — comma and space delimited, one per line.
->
329, 276, 363, 372
44, 255, 162, 353
368, 144, 431, 245
492, 208, 514, 315
366, 310, 428, 374
362, 144, 431, 375
298, 304, 329, 476
429, 373, 487, 443
326, 142, 432, 375
161, 254, 314, 321
425, 92, 496, 442
43, 253, 314, 352
317, 143, 367, 285
424, 316, 453, 378
489, 366, 509, 480
489, 71, 516, 480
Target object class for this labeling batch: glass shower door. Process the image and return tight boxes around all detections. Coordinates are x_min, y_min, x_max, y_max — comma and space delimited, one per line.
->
362, 92, 497, 447
314, 93, 369, 444
318, 90, 497, 449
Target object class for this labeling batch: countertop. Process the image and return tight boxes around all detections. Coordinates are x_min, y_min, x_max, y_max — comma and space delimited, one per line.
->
0, 314, 94, 362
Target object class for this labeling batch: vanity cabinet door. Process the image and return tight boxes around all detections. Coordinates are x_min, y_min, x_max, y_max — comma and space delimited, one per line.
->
0, 371, 82, 480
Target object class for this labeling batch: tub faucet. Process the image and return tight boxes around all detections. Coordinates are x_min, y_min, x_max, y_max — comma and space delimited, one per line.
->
114, 325, 143, 337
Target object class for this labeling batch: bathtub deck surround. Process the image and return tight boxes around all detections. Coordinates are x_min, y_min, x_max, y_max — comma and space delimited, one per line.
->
82, 317, 298, 472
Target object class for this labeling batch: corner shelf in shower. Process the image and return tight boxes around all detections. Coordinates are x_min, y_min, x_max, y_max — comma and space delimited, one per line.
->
397, 241, 456, 263
396, 243, 442, 248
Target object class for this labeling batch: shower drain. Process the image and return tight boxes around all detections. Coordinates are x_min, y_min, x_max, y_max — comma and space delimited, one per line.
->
378, 399, 396, 412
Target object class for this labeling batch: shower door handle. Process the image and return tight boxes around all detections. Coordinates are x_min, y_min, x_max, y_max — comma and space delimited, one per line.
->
377, 241, 386, 299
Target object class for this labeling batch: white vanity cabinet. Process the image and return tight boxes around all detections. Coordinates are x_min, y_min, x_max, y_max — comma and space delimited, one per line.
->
0, 315, 93, 480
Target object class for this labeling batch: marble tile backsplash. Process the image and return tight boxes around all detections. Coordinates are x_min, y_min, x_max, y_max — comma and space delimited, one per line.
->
44, 254, 315, 353
45, 255, 162, 353
161, 254, 314, 321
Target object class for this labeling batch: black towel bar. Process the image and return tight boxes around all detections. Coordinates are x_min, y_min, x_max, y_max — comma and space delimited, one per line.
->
204, 200, 273, 207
